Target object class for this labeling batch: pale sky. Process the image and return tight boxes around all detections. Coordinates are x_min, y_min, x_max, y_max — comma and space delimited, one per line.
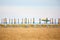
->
0, 0, 60, 19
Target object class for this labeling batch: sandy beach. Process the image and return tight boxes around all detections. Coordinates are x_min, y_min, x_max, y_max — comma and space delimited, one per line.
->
0, 27, 60, 40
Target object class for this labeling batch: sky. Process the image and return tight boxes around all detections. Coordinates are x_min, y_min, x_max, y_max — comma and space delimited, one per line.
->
0, 0, 60, 19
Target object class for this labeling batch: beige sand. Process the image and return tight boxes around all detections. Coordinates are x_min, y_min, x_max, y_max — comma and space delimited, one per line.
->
0, 27, 60, 40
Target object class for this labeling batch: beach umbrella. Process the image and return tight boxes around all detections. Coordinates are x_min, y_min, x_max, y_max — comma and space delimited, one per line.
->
55, 19, 56, 24
50, 18, 53, 24
42, 18, 50, 24
21, 18, 23, 24
33, 18, 35, 24
11, 19, 13, 24
28, 18, 29, 24
14, 18, 16, 24
39, 18, 41, 24
9, 18, 12, 24
58, 18, 60, 24
3, 18, 7, 24
25, 18, 27, 24
18, 18, 19, 24
1, 18, 3, 24
30, 18, 32, 24
9, 19, 10, 24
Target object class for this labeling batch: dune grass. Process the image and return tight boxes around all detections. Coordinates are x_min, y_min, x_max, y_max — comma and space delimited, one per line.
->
0, 24, 60, 28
